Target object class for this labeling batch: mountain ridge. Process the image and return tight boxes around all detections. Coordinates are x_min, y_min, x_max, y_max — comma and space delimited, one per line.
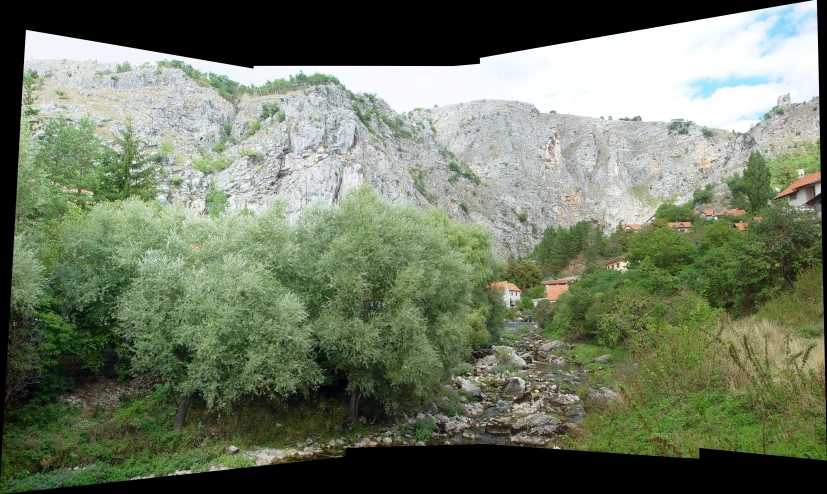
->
21, 59, 820, 259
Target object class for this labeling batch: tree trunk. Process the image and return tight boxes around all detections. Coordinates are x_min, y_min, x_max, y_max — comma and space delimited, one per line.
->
348, 388, 361, 423
173, 394, 192, 431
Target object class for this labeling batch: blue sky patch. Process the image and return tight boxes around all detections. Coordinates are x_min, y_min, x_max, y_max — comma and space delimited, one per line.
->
690, 76, 772, 99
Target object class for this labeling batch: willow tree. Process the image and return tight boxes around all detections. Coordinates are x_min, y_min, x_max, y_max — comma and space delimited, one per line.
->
292, 186, 475, 421
116, 251, 319, 431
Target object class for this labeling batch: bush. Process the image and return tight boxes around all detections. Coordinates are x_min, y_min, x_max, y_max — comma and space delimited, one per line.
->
170, 176, 183, 186
399, 419, 437, 441
702, 128, 714, 138
453, 363, 474, 376
459, 202, 469, 214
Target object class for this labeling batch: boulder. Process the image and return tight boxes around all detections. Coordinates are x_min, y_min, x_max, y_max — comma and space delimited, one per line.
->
547, 392, 581, 406
592, 354, 612, 364
457, 378, 483, 398
502, 377, 527, 400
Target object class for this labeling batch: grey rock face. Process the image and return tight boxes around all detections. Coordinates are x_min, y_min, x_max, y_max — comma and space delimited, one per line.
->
502, 377, 527, 400
23, 60, 820, 259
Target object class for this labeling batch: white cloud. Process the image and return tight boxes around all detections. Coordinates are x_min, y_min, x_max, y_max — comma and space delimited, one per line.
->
23, 2, 818, 134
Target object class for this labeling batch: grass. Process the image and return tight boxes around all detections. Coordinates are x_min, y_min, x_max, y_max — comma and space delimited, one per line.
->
192, 156, 230, 175
571, 305, 825, 459
0, 382, 374, 492
453, 363, 474, 376
398, 419, 436, 442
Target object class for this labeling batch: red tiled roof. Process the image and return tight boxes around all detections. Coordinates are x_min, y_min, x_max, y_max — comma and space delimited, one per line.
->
775, 171, 821, 200
545, 285, 570, 302
667, 222, 692, 228
605, 256, 626, 265
703, 209, 714, 216
622, 223, 641, 231
488, 281, 521, 293
717, 209, 746, 217
733, 222, 748, 231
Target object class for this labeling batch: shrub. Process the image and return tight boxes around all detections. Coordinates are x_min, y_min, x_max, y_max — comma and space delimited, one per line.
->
702, 128, 714, 138
170, 176, 183, 186
459, 202, 469, 214
453, 363, 474, 376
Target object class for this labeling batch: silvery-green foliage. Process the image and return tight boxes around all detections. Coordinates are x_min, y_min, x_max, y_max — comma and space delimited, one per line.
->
116, 247, 320, 412
11, 234, 46, 317
298, 185, 474, 416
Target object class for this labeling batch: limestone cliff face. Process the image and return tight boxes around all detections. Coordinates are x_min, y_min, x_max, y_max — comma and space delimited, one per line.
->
22, 60, 820, 259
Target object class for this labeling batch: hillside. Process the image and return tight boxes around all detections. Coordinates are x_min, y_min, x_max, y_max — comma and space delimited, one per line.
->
21, 59, 821, 259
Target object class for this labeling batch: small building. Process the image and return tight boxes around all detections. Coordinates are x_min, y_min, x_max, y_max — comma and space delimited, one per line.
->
605, 256, 628, 271
488, 281, 522, 307
621, 223, 641, 232
774, 171, 821, 215
721, 209, 747, 218
544, 284, 570, 303
667, 222, 692, 233
733, 221, 748, 231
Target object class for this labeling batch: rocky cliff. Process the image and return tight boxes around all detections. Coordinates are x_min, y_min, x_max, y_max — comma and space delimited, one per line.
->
21, 60, 820, 259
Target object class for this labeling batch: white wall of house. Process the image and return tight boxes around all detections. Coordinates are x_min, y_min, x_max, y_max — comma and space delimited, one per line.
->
787, 184, 816, 206
606, 261, 628, 272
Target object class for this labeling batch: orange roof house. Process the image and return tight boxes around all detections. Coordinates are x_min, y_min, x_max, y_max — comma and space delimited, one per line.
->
667, 222, 692, 233
545, 284, 570, 302
721, 209, 747, 217
488, 281, 522, 307
733, 222, 748, 231
622, 223, 641, 231
774, 171, 821, 200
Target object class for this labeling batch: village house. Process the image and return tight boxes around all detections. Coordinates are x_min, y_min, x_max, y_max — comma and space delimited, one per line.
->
533, 278, 577, 306
733, 222, 748, 231
667, 222, 692, 233
621, 223, 641, 232
773, 171, 821, 218
488, 281, 522, 307
605, 256, 628, 271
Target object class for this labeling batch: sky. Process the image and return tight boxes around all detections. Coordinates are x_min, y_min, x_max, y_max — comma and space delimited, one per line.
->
23, 2, 818, 133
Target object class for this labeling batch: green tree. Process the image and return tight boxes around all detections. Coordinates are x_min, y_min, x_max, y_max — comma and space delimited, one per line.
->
504, 259, 542, 293
95, 117, 158, 202
6, 235, 48, 407
116, 250, 320, 430
292, 186, 474, 421
775, 164, 799, 191
743, 150, 773, 213
35, 115, 101, 210
654, 202, 694, 222
626, 225, 697, 275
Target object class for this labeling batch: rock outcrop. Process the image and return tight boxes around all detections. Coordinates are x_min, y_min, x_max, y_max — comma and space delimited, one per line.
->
22, 60, 820, 259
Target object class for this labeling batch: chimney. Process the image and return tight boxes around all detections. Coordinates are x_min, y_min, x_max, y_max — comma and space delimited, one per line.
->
798, 169, 805, 179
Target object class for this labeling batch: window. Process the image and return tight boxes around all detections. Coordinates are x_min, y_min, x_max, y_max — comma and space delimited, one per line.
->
791, 193, 797, 201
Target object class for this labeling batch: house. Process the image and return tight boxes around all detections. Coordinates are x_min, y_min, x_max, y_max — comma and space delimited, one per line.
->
544, 284, 570, 303
721, 209, 747, 218
774, 171, 821, 217
540, 279, 570, 286
733, 222, 748, 231
605, 256, 628, 271
667, 222, 692, 233
488, 281, 522, 307
621, 223, 641, 232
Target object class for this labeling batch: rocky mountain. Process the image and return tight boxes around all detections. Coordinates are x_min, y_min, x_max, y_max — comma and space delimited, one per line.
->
21, 60, 820, 259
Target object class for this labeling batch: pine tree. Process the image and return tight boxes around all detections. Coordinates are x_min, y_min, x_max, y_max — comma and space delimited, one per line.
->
96, 118, 158, 202
743, 150, 773, 213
